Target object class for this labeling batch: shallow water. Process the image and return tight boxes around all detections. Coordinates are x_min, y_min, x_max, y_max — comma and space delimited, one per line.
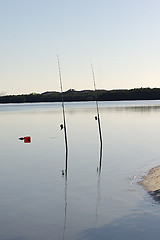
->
0, 100, 160, 240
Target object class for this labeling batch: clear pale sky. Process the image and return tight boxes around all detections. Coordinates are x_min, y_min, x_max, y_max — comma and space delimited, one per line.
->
1, 0, 160, 95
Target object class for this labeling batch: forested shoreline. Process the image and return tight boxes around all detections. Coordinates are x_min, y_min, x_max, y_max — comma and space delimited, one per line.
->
1, 88, 160, 103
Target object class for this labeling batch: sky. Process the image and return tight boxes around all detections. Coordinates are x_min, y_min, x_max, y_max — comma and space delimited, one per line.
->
1, 0, 160, 95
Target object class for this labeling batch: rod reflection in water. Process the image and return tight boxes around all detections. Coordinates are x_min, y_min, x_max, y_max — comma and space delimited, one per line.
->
90, 60, 103, 172
62, 175, 68, 240
95, 171, 102, 227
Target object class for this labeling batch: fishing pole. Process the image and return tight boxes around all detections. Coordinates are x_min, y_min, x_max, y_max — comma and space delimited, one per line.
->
57, 55, 68, 176
90, 60, 103, 173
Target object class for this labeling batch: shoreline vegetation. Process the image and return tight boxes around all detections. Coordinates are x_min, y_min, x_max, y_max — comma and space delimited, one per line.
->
1, 87, 160, 103
139, 166, 160, 203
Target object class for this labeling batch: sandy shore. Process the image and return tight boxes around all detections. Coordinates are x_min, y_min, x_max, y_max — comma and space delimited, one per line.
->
139, 165, 160, 202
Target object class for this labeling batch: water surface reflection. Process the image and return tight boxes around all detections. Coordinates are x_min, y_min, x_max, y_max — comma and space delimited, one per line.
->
0, 101, 160, 239
80, 213, 160, 240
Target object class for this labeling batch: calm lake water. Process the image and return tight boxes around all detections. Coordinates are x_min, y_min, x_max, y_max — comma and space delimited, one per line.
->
1, 100, 160, 240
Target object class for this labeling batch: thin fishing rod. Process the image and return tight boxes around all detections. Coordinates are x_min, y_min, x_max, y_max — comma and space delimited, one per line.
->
57, 55, 68, 175
91, 61, 100, 117
90, 60, 103, 172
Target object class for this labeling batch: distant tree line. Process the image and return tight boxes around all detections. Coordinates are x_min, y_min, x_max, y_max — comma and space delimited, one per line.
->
1, 88, 160, 103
